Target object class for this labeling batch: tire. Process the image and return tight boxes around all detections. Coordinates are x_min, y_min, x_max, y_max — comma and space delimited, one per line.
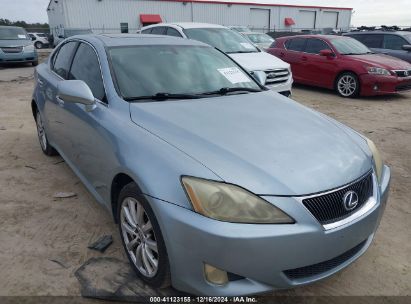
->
335, 72, 360, 98
34, 41, 43, 49
32, 60, 39, 67
35, 109, 58, 156
118, 182, 171, 288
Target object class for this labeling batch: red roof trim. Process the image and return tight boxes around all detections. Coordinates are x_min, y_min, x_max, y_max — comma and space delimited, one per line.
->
158, 0, 353, 11
140, 14, 163, 23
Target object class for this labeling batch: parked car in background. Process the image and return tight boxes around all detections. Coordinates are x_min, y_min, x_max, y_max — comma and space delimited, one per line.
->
241, 32, 275, 50
52, 29, 93, 47
227, 25, 251, 33
344, 31, 411, 63
0, 26, 38, 66
141, 23, 293, 96
33, 34, 390, 296
268, 35, 411, 97
28, 32, 50, 49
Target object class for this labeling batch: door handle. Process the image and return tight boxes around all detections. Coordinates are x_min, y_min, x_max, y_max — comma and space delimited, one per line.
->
38, 79, 44, 87
56, 96, 65, 106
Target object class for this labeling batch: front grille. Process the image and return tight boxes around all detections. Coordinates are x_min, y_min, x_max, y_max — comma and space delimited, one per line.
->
302, 172, 373, 225
1, 46, 23, 53
264, 68, 290, 85
284, 240, 367, 280
395, 70, 411, 78
396, 83, 411, 92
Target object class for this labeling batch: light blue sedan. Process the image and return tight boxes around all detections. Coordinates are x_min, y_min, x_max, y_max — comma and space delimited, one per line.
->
32, 34, 391, 296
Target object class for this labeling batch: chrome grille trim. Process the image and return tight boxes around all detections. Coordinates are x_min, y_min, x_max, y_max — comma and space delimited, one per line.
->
1, 46, 23, 53
264, 68, 290, 85
297, 171, 378, 230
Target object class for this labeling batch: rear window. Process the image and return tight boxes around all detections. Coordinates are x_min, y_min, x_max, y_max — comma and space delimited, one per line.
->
285, 38, 306, 52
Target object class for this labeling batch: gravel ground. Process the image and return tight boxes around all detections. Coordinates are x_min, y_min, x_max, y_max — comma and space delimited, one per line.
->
0, 57, 410, 298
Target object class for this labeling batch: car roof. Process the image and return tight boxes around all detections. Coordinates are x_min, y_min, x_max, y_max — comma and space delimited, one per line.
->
346, 31, 411, 36
143, 22, 226, 30
276, 34, 343, 40
67, 34, 211, 47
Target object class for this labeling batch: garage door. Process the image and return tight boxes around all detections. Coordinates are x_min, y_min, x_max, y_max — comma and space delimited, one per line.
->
250, 8, 270, 32
298, 10, 316, 29
322, 11, 339, 28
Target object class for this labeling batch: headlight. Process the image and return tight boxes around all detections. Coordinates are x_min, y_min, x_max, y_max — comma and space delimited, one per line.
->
181, 176, 294, 224
367, 67, 391, 76
24, 44, 35, 52
366, 138, 383, 184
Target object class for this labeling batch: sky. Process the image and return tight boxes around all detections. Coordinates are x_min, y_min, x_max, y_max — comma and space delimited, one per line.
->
0, 0, 410, 26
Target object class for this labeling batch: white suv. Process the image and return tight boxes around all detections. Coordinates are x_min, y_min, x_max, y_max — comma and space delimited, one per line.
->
141, 23, 293, 96
28, 33, 49, 49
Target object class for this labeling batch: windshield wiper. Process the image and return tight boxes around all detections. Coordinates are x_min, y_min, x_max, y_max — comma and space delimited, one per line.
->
226, 50, 257, 54
199, 87, 262, 96
124, 92, 202, 102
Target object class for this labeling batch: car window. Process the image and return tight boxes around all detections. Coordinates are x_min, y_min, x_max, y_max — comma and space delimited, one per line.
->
384, 35, 408, 50
52, 41, 78, 79
150, 27, 166, 35
361, 34, 383, 48
166, 27, 182, 37
69, 43, 105, 101
184, 28, 259, 54
141, 28, 152, 34
285, 38, 306, 52
108, 45, 261, 100
305, 38, 331, 54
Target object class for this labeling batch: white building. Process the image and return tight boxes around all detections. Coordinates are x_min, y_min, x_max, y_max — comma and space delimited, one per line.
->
47, 0, 352, 36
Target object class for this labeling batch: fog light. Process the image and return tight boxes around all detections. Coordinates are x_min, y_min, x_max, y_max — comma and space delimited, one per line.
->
204, 263, 228, 285
373, 84, 379, 91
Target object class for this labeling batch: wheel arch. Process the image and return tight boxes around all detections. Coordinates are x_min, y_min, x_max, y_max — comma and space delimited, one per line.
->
31, 99, 38, 119
334, 70, 361, 89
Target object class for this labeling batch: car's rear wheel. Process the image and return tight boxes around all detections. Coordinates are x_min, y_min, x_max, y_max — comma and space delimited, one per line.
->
118, 182, 171, 288
336, 72, 360, 98
35, 110, 57, 156
34, 41, 43, 49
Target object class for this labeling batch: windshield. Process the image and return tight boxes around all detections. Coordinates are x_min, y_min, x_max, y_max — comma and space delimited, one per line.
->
331, 37, 372, 55
246, 33, 274, 44
109, 45, 261, 100
184, 28, 259, 54
0, 27, 29, 40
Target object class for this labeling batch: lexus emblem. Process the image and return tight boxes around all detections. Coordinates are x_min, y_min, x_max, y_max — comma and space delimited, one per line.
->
343, 191, 359, 211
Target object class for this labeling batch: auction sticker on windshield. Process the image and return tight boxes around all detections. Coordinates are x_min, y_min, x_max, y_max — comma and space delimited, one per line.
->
218, 67, 251, 84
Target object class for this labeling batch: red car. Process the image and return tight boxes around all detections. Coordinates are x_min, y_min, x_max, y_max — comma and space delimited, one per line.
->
268, 35, 411, 97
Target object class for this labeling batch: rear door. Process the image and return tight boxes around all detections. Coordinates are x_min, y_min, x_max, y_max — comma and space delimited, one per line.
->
383, 34, 410, 62
303, 38, 337, 88
282, 37, 307, 82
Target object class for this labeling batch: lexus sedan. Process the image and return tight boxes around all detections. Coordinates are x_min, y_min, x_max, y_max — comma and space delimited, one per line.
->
268, 35, 411, 97
32, 34, 390, 296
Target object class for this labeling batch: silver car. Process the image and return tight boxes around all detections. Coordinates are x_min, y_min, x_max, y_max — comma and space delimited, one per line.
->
32, 34, 390, 296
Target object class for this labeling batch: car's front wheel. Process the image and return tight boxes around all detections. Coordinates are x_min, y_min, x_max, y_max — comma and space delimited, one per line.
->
336, 72, 360, 98
118, 182, 171, 288
34, 41, 43, 49
35, 110, 57, 156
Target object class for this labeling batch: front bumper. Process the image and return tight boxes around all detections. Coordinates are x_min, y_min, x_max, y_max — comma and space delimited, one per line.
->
149, 166, 390, 296
265, 74, 293, 96
0, 50, 38, 63
360, 74, 411, 96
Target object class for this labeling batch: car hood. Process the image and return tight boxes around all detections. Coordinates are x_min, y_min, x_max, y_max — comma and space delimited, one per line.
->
347, 53, 411, 70
129, 91, 372, 196
228, 51, 290, 71
0, 39, 32, 47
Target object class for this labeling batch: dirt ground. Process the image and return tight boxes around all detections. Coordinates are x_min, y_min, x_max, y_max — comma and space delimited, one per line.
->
0, 53, 410, 299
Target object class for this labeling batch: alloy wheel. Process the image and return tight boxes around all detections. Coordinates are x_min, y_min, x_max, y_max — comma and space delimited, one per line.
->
337, 75, 357, 97
120, 197, 159, 278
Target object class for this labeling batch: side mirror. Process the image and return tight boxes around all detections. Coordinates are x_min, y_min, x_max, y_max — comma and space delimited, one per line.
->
402, 45, 411, 52
320, 49, 335, 57
252, 71, 267, 86
57, 80, 96, 111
